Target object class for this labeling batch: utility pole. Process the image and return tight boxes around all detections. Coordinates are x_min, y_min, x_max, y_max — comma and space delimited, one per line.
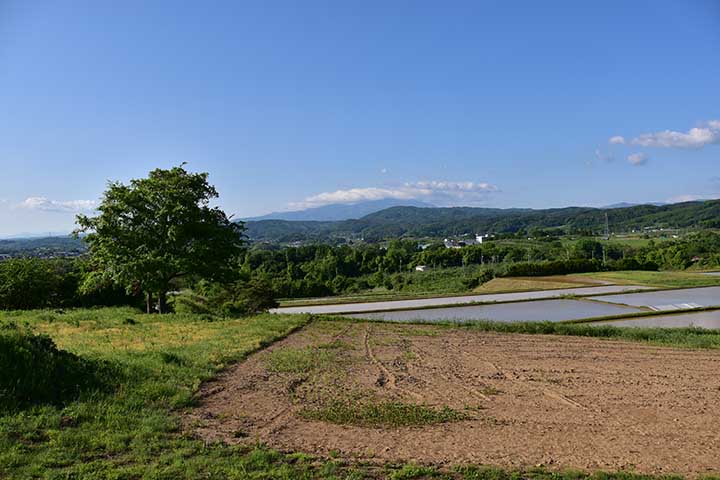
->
604, 212, 610, 240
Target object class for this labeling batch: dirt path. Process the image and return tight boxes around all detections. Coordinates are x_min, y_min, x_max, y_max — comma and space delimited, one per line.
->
186, 321, 720, 477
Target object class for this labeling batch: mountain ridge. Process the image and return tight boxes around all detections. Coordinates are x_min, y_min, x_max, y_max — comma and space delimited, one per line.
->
244, 199, 720, 243
241, 199, 435, 222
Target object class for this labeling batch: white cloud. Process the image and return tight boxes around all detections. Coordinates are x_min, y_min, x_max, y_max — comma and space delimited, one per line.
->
380, 168, 388, 174
608, 136, 626, 145
18, 197, 98, 213
631, 120, 720, 149
290, 181, 499, 209
627, 153, 648, 166
595, 149, 614, 163
667, 194, 717, 203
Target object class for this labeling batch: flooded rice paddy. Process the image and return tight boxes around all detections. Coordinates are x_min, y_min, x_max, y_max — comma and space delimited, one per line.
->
348, 298, 642, 323
596, 310, 720, 329
347, 286, 720, 328
587, 286, 720, 311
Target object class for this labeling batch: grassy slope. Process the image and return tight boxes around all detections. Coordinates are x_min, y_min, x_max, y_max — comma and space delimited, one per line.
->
2, 308, 718, 479
0, 308, 321, 479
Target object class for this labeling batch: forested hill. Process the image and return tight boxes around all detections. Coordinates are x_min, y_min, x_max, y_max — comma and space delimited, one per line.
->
244, 200, 720, 243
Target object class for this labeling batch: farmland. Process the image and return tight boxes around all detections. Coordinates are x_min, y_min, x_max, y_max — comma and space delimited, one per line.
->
4, 308, 720, 478
191, 319, 720, 476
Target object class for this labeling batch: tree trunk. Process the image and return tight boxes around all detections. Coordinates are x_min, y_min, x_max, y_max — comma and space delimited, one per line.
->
158, 291, 168, 314
146, 292, 154, 314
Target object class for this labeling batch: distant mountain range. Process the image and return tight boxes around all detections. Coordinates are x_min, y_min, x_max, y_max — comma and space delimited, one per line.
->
245, 199, 720, 243
4, 199, 717, 249
603, 202, 667, 209
241, 199, 435, 222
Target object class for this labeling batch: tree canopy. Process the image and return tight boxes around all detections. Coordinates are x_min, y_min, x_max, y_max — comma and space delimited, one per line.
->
76, 165, 244, 313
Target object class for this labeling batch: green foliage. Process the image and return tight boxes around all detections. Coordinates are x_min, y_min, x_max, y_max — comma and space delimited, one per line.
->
0, 257, 139, 310
389, 464, 441, 479
223, 277, 280, 315
0, 259, 62, 310
76, 165, 244, 312
169, 289, 216, 315
501, 259, 603, 277
0, 323, 113, 410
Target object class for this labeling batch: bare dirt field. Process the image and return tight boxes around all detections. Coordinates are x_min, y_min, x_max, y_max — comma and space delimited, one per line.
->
186, 320, 720, 477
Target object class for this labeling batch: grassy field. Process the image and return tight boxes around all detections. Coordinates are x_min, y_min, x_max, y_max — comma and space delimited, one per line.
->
3, 308, 720, 479
0, 308, 329, 479
575, 270, 720, 288
472, 276, 594, 293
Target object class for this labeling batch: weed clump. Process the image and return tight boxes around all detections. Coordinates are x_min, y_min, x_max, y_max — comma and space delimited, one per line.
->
0, 322, 115, 410
265, 343, 345, 374
301, 401, 467, 428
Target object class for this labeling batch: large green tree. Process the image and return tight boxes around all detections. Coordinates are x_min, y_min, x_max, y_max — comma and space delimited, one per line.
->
76, 165, 244, 313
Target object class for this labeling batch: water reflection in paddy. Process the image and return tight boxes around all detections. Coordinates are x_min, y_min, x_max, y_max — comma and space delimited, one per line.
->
348, 299, 642, 323
595, 310, 720, 329
588, 286, 720, 309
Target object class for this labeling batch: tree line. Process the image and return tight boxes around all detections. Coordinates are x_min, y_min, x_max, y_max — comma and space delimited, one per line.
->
3, 229, 718, 310
1, 165, 719, 311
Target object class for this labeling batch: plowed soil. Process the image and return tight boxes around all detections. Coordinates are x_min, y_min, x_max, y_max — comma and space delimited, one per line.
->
185, 320, 720, 477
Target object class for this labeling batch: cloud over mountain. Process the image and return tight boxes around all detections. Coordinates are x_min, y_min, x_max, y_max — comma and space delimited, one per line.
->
290, 181, 499, 209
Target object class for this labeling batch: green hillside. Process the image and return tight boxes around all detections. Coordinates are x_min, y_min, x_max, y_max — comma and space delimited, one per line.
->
245, 200, 720, 242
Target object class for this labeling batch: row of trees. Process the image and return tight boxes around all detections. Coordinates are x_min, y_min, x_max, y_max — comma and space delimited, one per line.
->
238, 232, 719, 299
2, 165, 719, 311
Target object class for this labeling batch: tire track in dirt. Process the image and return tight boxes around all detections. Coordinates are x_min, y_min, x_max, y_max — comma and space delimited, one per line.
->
364, 324, 426, 400
364, 323, 397, 389
412, 341, 491, 402
256, 320, 356, 437
455, 341, 589, 411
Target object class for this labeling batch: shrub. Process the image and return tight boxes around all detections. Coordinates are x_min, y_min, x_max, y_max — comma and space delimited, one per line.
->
0, 258, 61, 310
0, 323, 114, 410
501, 259, 602, 277
607, 258, 658, 271
170, 289, 215, 315
223, 278, 279, 316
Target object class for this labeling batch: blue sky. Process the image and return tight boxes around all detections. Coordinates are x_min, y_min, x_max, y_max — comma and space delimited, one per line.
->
0, 0, 718, 236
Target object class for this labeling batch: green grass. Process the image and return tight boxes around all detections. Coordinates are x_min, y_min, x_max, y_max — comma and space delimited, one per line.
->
388, 464, 441, 479
577, 270, 720, 288
0, 307, 319, 479
266, 341, 347, 374
301, 401, 468, 428
454, 466, 690, 480
451, 320, 720, 349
